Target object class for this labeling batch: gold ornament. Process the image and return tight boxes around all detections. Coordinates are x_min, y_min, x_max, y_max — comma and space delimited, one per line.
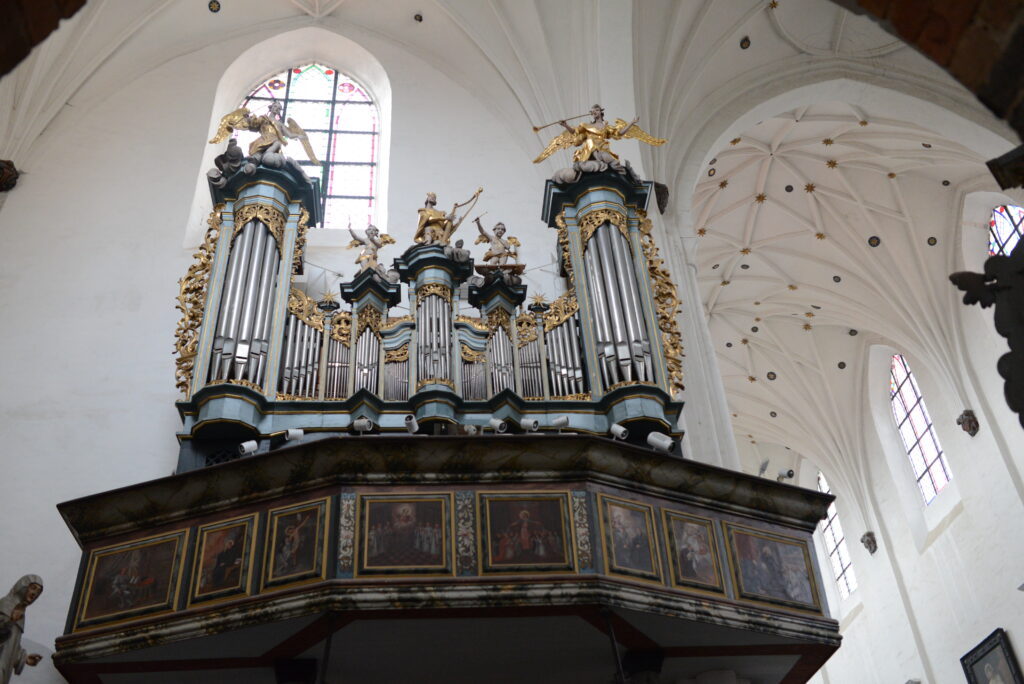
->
233, 203, 286, 253
381, 314, 415, 332
356, 305, 383, 337
174, 205, 223, 394
487, 308, 513, 337
330, 311, 352, 346
385, 343, 410, 363
460, 344, 487, 363
578, 207, 628, 245
416, 377, 456, 391
552, 392, 590, 401
288, 287, 325, 331
638, 210, 685, 393
516, 312, 539, 347
543, 291, 579, 332
417, 282, 452, 304
556, 213, 574, 283
455, 315, 487, 331
293, 207, 310, 276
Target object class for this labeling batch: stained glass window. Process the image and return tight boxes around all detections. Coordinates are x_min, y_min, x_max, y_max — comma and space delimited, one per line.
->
889, 354, 952, 504
236, 63, 379, 228
989, 205, 1024, 256
816, 472, 857, 600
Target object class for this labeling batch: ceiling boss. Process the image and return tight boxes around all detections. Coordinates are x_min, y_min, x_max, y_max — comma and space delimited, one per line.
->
533, 104, 666, 184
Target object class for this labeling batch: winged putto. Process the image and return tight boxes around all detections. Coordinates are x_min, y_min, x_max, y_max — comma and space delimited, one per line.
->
208, 101, 320, 186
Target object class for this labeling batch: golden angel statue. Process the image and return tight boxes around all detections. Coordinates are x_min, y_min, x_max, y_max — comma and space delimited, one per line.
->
474, 218, 520, 265
532, 104, 665, 184
414, 188, 483, 247
347, 221, 397, 279
209, 101, 320, 182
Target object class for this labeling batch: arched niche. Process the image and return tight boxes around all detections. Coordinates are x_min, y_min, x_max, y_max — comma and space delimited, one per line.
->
183, 26, 392, 247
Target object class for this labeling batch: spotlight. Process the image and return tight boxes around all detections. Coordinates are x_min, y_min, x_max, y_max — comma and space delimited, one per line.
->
353, 417, 374, 434
609, 423, 629, 440
519, 418, 540, 432
238, 440, 258, 455
646, 432, 676, 454
285, 429, 304, 442
463, 424, 479, 435
489, 417, 508, 433
777, 468, 795, 482
551, 416, 569, 431
404, 414, 419, 434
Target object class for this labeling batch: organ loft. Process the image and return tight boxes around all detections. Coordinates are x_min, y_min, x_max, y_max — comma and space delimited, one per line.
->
48, 98, 840, 684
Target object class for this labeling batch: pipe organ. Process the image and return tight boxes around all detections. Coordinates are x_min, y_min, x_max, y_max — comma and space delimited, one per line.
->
173, 162, 685, 469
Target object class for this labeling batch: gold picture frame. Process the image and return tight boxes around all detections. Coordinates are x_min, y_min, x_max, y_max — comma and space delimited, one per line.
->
478, 492, 576, 574
74, 529, 189, 631
597, 494, 662, 584
262, 497, 330, 591
661, 509, 725, 594
723, 522, 821, 612
187, 513, 258, 607
356, 494, 454, 577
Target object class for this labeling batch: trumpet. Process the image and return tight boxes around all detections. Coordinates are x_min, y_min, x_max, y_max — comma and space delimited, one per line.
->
531, 113, 590, 132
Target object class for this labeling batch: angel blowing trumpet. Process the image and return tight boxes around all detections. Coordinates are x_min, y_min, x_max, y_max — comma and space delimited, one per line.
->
208, 101, 320, 183
533, 104, 666, 184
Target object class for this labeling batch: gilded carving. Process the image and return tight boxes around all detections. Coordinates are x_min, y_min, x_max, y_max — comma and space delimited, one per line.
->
543, 291, 580, 332
356, 305, 383, 338
288, 287, 325, 331
384, 343, 410, 363
606, 380, 656, 392
416, 282, 452, 304
552, 392, 590, 401
293, 207, 310, 276
556, 212, 574, 283
330, 311, 352, 346
415, 377, 456, 391
515, 312, 538, 347
460, 344, 487, 363
638, 210, 685, 393
454, 315, 487, 331
225, 378, 263, 392
381, 314, 415, 332
486, 308, 513, 338
174, 205, 222, 394
233, 203, 286, 253
578, 207, 628, 245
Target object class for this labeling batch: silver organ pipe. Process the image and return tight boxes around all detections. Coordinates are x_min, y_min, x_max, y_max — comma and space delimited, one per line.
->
249, 234, 280, 385
517, 317, 543, 399
488, 326, 514, 395
417, 293, 452, 385
210, 221, 255, 381
233, 223, 269, 379
583, 221, 654, 390
355, 327, 379, 394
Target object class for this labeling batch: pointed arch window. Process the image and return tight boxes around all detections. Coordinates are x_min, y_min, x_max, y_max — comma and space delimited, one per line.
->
236, 62, 379, 228
989, 205, 1024, 256
816, 472, 857, 599
889, 354, 952, 504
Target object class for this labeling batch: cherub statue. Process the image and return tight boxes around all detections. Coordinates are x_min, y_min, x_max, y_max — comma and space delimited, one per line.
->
0, 575, 43, 683
532, 104, 665, 184
474, 217, 520, 266
414, 188, 483, 246
209, 101, 319, 179
347, 221, 396, 278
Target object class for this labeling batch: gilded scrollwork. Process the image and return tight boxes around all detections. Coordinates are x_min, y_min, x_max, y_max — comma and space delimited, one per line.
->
384, 343, 410, 363
638, 209, 685, 393
416, 282, 452, 304
174, 204, 223, 394
293, 207, 310, 276
288, 287, 325, 331
233, 203, 286, 253
416, 377, 456, 391
486, 308, 513, 338
578, 207, 628, 245
454, 315, 487, 331
552, 392, 590, 401
356, 305, 383, 338
330, 310, 352, 346
556, 212, 574, 283
515, 312, 538, 347
543, 290, 580, 332
460, 344, 486, 363
381, 314, 415, 332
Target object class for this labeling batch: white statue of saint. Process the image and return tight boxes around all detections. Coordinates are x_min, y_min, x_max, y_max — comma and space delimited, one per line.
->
0, 575, 43, 683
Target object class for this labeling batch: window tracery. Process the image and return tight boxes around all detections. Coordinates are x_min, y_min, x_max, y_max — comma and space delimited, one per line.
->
989, 205, 1023, 256
889, 354, 952, 504
816, 472, 857, 600
238, 62, 379, 228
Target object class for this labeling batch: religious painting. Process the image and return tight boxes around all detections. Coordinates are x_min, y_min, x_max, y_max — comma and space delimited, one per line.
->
598, 495, 661, 583
724, 523, 820, 612
479, 493, 574, 573
263, 498, 330, 590
662, 510, 724, 593
356, 494, 453, 576
188, 514, 257, 606
962, 629, 1024, 684
75, 529, 188, 629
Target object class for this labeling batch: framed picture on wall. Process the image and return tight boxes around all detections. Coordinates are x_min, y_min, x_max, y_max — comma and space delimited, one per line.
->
597, 494, 662, 584
262, 497, 330, 590
723, 523, 820, 612
188, 513, 258, 606
962, 629, 1023, 684
478, 492, 575, 573
662, 510, 724, 593
356, 494, 453, 576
